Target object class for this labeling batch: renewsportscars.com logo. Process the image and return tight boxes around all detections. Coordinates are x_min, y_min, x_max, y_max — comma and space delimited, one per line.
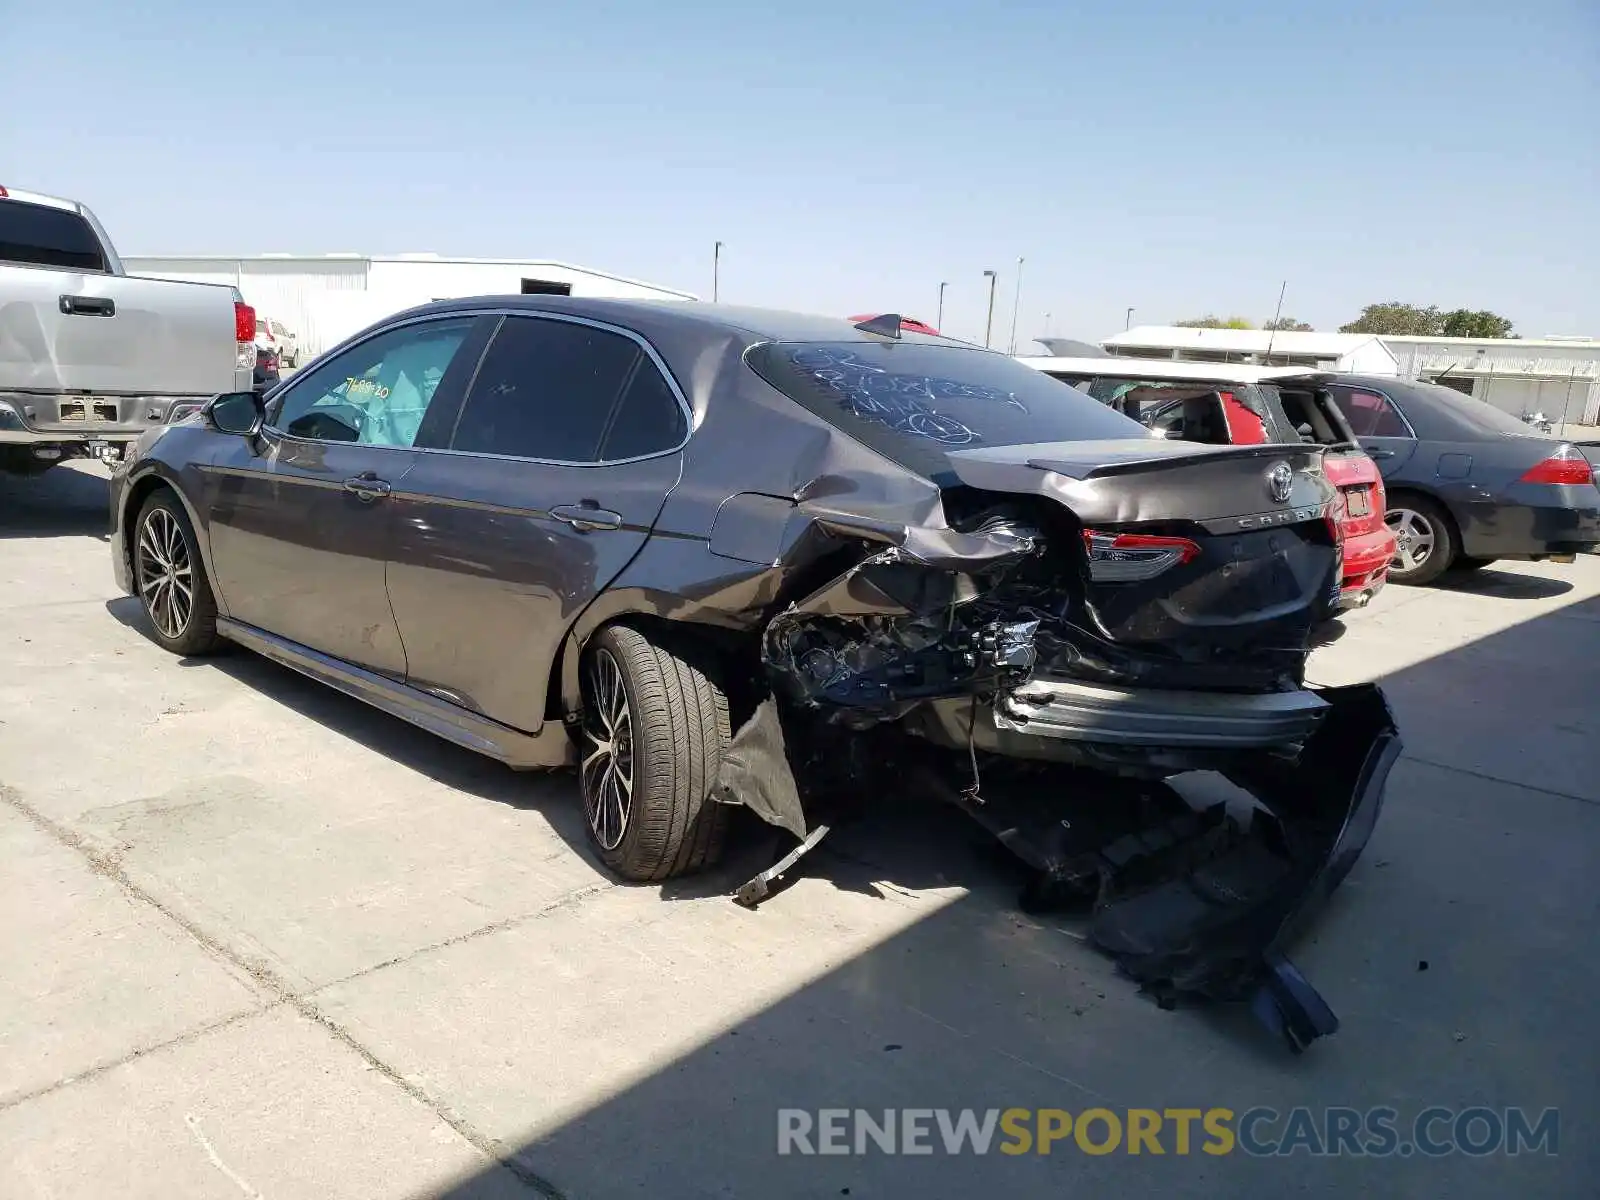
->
777, 1107, 1559, 1158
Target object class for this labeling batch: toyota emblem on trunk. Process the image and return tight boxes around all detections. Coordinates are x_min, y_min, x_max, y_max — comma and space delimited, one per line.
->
1267, 463, 1294, 503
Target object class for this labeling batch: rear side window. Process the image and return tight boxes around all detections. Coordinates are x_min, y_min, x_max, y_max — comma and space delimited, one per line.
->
748, 341, 1145, 483
1333, 388, 1411, 438
600, 362, 687, 460
0, 199, 109, 272
451, 317, 644, 462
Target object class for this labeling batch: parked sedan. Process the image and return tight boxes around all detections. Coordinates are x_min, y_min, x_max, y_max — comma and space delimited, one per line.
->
109, 301, 1398, 1046
1326, 375, 1600, 584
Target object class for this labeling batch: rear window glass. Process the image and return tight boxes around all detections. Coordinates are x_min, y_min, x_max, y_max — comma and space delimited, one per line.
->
747, 342, 1146, 482
0, 199, 109, 272
1402, 380, 1543, 437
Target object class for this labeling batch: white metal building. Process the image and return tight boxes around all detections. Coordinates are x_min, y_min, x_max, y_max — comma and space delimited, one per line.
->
1095, 326, 1600, 425
1380, 335, 1600, 427
121, 253, 698, 361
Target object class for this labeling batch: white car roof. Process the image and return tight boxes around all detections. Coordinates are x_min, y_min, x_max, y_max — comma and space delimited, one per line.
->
0, 185, 80, 212
1016, 356, 1326, 384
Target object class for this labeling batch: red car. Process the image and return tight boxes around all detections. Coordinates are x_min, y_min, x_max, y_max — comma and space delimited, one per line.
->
1019, 357, 1397, 611
848, 313, 942, 337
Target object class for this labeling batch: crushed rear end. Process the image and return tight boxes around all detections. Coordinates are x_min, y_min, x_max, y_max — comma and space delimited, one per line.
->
720, 415, 1400, 1049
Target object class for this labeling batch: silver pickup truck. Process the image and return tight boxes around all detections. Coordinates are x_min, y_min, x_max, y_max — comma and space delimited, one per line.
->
0, 184, 254, 475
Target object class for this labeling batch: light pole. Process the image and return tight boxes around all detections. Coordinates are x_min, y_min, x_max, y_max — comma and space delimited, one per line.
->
1007, 256, 1024, 354
983, 269, 998, 348
713, 241, 723, 303
1125, 306, 1134, 330
936, 281, 948, 331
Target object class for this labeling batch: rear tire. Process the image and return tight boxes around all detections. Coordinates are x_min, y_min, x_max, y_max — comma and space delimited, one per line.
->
579, 624, 732, 882
133, 490, 225, 657
1385, 496, 1458, 586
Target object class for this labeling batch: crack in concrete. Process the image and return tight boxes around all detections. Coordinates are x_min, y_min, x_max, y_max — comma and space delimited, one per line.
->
0, 1004, 280, 1114
1, 786, 570, 1200
308, 881, 616, 996
1401, 754, 1600, 809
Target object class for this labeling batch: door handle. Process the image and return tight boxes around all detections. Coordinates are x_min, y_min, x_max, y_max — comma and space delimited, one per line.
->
343, 475, 392, 501
1366, 448, 1395, 459
551, 503, 623, 532
59, 295, 115, 317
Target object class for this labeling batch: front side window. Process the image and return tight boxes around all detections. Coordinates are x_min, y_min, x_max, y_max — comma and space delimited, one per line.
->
748, 342, 1146, 482
1332, 388, 1412, 438
450, 316, 674, 462
0, 199, 108, 272
270, 317, 476, 447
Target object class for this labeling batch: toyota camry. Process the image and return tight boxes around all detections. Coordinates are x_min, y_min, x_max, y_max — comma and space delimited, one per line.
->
110, 299, 1400, 1048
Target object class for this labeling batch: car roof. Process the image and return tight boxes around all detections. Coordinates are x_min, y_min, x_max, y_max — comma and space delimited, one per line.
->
397, 295, 973, 348
1016, 356, 1328, 384
0, 185, 82, 212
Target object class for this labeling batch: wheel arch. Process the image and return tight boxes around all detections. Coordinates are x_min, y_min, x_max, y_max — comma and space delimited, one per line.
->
549, 589, 760, 724
1384, 484, 1463, 540
121, 467, 227, 614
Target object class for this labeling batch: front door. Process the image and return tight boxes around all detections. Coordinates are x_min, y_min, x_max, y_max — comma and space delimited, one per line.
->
383, 313, 690, 733
204, 314, 491, 676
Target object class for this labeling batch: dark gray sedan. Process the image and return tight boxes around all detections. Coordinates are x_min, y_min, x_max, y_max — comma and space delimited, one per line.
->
1327, 375, 1600, 584
107, 298, 1401, 1046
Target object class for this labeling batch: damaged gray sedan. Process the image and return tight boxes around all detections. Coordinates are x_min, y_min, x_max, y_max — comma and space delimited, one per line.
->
109, 299, 1400, 1050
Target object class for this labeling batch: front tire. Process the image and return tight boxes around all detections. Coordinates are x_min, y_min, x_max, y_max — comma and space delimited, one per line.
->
1385, 496, 1458, 586
579, 624, 732, 882
133, 490, 224, 656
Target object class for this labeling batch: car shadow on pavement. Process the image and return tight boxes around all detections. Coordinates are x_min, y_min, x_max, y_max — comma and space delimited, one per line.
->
0, 463, 111, 541
1434, 568, 1574, 600
414, 581, 1600, 1200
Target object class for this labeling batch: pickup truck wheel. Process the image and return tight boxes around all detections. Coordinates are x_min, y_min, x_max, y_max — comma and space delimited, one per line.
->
1385, 497, 1457, 586
579, 624, 731, 882
134, 491, 223, 656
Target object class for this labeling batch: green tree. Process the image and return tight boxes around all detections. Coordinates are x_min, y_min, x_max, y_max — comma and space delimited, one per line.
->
1264, 317, 1315, 332
1174, 315, 1255, 329
1339, 302, 1444, 336
1440, 309, 1516, 339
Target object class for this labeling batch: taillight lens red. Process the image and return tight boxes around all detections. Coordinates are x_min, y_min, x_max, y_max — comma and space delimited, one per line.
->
234, 301, 255, 344
1082, 530, 1201, 582
1518, 446, 1593, 486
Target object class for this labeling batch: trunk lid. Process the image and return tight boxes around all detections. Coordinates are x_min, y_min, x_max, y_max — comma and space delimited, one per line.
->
947, 438, 1339, 690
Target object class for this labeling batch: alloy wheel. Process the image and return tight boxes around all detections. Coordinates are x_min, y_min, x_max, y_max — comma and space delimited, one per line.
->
137, 509, 194, 640
1386, 507, 1436, 575
581, 649, 634, 851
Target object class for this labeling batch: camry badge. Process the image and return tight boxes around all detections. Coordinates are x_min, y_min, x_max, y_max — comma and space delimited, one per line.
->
1266, 462, 1294, 504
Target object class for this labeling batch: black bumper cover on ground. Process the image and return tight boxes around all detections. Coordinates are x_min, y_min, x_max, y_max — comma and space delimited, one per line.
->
720, 682, 1401, 1052
1087, 683, 1401, 1050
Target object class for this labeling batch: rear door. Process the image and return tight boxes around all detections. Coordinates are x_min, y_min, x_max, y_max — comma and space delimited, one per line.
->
1327, 383, 1419, 480
205, 314, 490, 675
384, 313, 689, 733
0, 195, 238, 399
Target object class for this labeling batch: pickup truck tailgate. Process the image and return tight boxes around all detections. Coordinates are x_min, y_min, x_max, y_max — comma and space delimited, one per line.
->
0, 265, 239, 397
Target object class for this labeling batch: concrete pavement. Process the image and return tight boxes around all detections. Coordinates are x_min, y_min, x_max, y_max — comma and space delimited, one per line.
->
2, 463, 1596, 1198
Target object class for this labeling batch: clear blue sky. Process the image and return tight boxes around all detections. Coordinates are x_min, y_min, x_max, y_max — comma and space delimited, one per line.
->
4, 0, 1596, 345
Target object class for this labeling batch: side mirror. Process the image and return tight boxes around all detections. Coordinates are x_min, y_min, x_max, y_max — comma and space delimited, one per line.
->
206, 391, 265, 437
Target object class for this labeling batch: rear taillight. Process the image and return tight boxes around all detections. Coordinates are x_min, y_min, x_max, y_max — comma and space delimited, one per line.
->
234, 301, 256, 369
1518, 446, 1593, 486
1082, 530, 1200, 582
